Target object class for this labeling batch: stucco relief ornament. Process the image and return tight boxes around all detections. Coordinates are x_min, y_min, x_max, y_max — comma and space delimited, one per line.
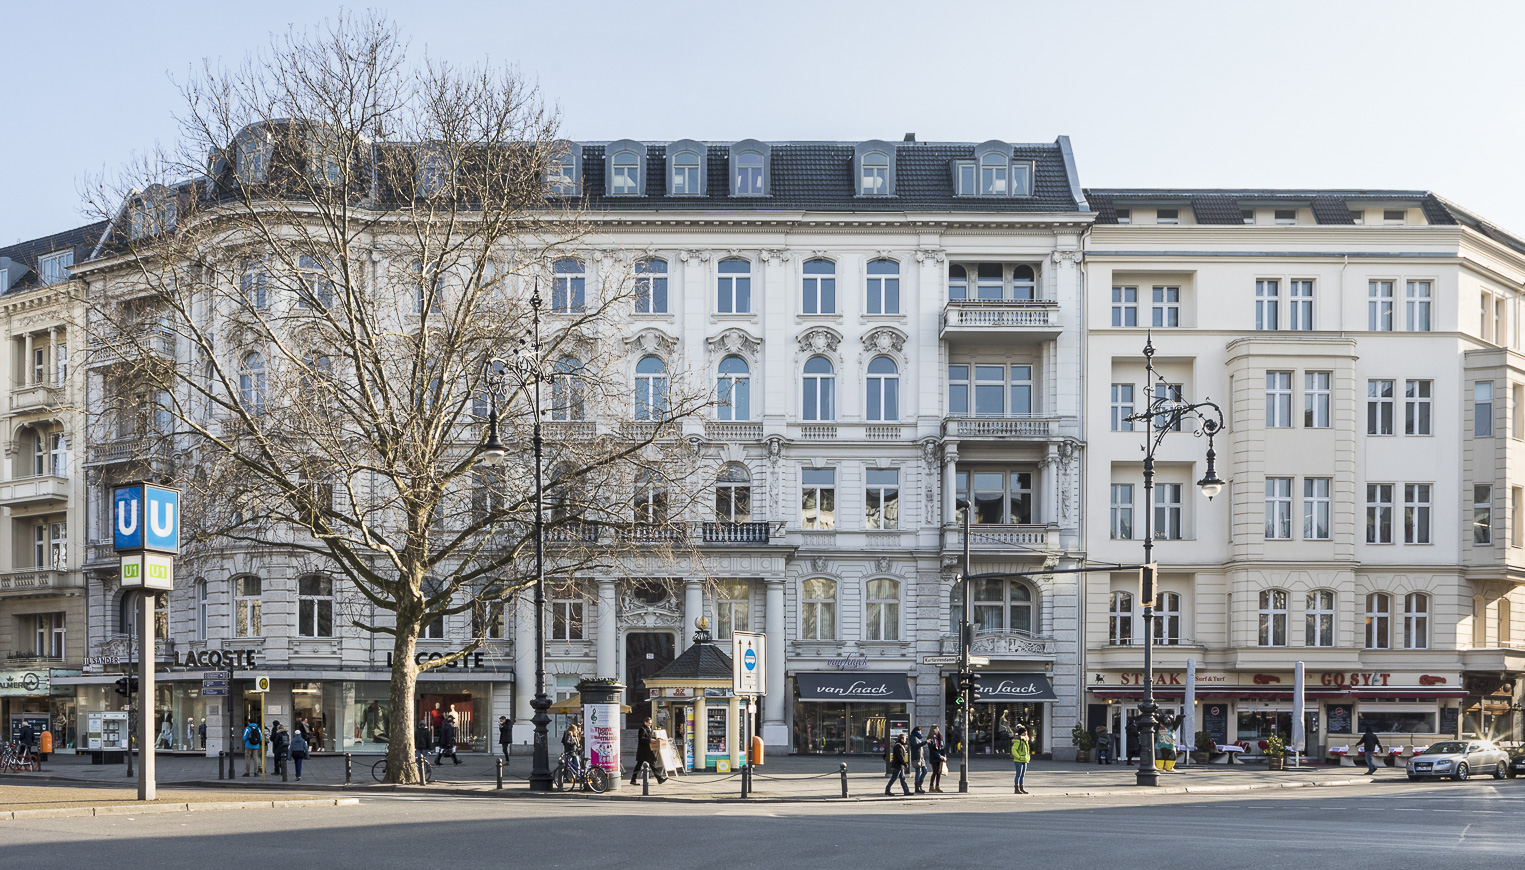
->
875, 556, 892, 574
920, 438, 941, 522
1051, 250, 1083, 264
861, 327, 906, 355
624, 327, 678, 355
679, 250, 712, 263
708, 328, 760, 358
766, 435, 785, 517
619, 590, 682, 628
797, 328, 840, 355
1057, 442, 1078, 522
762, 249, 791, 265
914, 249, 947, 264
810, 556, 827, 573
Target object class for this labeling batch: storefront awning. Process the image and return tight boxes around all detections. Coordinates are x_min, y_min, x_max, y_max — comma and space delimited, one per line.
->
1089, 686, 1466, 700
796, 672, 913, 702
975, 673, 1056, 702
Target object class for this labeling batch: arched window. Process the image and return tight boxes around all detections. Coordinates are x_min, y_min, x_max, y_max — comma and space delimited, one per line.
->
1404, 592, 1429, 649
635, 258, 668, 314
297, 255, 333, 310
240, 352, 266, 415
802, 356, 835, 421
551, 356, 585, 421
717, 356, 751, 421
611, 150, 640, 195
1258, 588, 1288, 647
1305, 590, 1335, 647
866, 578, 900, 641
715, 463, 751, 523
298, 574, 334, 638
1365, 592, 1391, 649
1012, 264, 1036, 301
866, 356, 899, 422
802, 259, 836, 315
118, 592, 168, 639
866, 259, 900, 314
634, 356, 668, 421
980, 151, 1008, 195
718, 258, 751, 314
860, 151, 889, 195
233, 575, 262, 637
948, 264, 968, 301
547, 152, 577, 195
973, 578, 1034, 634
735, 151, 765, 195
1154, 591, 1181, 645
241, 260, 267, 310
1109, 591, 1133, 644
233, 127, 272, 185
671, 150, 701, 195
551, 259, 585, 314
634, 468, 667, 525
800, 578, 836, 640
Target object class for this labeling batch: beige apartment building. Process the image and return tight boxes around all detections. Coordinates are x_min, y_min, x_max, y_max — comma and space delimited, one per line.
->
1080, 190, 1525, 762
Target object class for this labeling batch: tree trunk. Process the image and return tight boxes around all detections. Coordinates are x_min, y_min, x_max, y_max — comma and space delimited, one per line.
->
386, 621, 422, 783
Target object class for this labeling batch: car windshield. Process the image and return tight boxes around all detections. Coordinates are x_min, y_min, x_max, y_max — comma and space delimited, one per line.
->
1427, 742, 1468, 753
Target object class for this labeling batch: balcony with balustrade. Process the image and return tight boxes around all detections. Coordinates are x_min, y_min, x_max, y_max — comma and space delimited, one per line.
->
10, 382, 66, 413
0, 474, 71, 508
942, 414, 1078, 442
85, 326, 177, 368
941, 300, 1062, 344
939, 629, 1059, 660
0, 569, 85, 597
940, 523, 1060, 553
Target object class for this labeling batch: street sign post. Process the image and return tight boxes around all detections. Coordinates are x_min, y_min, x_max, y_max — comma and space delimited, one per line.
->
923, 655, 990, 667
732, 631, 764, 696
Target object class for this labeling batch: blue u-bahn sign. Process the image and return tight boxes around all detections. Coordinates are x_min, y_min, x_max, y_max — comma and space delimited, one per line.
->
114, 484, 180, 554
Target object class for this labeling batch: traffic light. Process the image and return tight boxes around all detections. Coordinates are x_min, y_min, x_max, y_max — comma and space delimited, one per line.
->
966, 672, 984, 704
114, 676, 140, 696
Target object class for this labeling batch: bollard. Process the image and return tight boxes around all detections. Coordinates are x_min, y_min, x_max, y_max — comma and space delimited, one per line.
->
840, 762, 849, 798
345, 753, 352, 785
281, 756, 289, 782
416, 756, 427, 785
740, 763, 749, 799
496, 758, 504, 790
641, 762, 650, 796
218, 750, 225, 780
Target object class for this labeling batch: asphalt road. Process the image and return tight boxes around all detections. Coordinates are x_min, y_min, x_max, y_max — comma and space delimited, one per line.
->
5, 780, 1521, 868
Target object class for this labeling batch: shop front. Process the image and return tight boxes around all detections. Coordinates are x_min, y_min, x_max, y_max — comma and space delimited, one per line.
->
944, 672, 1056, 758
792, 672, 913, 756
2, 667, 76, 750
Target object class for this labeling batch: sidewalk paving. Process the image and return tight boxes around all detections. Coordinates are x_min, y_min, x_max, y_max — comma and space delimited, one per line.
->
0, 751, 1400, 802
0, 782, 358, 819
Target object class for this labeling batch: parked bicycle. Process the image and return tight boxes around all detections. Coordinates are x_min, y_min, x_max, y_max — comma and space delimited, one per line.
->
1, 741, 39, 772
553, 752, 608, 792
372, 753, 433, 784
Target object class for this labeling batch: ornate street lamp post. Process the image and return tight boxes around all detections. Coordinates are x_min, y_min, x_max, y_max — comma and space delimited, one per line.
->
1122, 335, 1224, 787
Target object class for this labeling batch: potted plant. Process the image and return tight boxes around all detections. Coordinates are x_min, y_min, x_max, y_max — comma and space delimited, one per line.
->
1265, 732, 1288, 770
1071, 723, 1094, 763
1193, 730, 1215, 764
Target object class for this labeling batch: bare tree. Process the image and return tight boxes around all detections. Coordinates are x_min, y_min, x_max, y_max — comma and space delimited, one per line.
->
80, 12, 712, 782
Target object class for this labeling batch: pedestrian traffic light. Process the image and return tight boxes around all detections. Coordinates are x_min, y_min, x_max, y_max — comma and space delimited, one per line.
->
114, 676, 140, 696
966, 672, 983, 704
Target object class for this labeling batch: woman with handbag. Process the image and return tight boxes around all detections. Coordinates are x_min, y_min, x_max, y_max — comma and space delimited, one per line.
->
926, 725, 946, 793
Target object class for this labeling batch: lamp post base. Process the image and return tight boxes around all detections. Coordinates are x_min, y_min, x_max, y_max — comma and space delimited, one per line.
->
528, 693, 553, 791
1135, 766, 1159, 787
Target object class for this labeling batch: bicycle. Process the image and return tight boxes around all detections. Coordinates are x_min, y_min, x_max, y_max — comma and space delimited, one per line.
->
553, 752, 608, 793
372, 753, 433, 784
1, 742, 38, 772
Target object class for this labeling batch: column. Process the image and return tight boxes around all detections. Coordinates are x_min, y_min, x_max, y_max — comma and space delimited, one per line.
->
23, 332, 33, 386
1042, 447, 1058, 525
683, 578, 703, 650
943, 446, 959, 530
597, 578, 617, 679
762, 578, 787, 746
47, 328, 57, 384
511, 595, 536, 744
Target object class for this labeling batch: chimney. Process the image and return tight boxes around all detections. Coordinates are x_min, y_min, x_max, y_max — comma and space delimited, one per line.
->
903, 133, 916, 143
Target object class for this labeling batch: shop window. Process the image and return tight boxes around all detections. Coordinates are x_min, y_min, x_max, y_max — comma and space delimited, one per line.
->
865, 578, 900, 641
297, 574, 334, 637
234, 575, 263, 637
1356, 709, 1437, 733
714, 579, 750, 640
800, 578, 837, 640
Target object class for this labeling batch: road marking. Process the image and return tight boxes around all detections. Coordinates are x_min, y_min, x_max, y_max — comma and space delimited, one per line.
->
1458, 823, 1472, 846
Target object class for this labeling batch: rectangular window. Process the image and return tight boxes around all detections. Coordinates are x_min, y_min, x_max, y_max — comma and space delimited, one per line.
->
1513, 486, 1523, 548
957, 470, 1034, 524
1265, 372, 1292, 428
1367, 379, 1395, 435
801, 468, 836, 530
1154, 383, 1184, 432
1151, 286, 1180, 328
551, 594, 585, 641
1289, 280, 1314, 330
32, 348, 45, 385
1255, 279, 1279, 330
1304, 372, 1331, 428
714, 580, 750, 640
1514, 385, 1524, 439
1110, 384, 1135, 431
1273, 209, 1297, 225
235, 576, 262, 637
37, 251, 72, 285
1110, 484, 1133, 540
1304, 478, 1331, 540
1264, 477, 1292, 540
1259, 590, 1288, 647
1384, 209, 1407, 224
1111, 286, 1138, 327
1115, 208, 1131, 225
1405, 280, 1431, 331
948, 365, 969, 416
1155, 208, 1178, 225
1368, 280, 1394, 331
1154, 484, 1183, 540
1497, 297, 1506, 346
297, 575, 334, 638
1403, 483, 1431, 544
1476, 381, 1495, 437
864, 469, 899, 530
970, 365, 1034, 418
1475, 485, 1493, 545
55, 344, 66, 385
955, 161, 976, 196
1366, 483, 1394, 544
1404, 380, 1432, 435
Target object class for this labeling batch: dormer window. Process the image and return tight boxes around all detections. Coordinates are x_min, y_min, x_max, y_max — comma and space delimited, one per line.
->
416, 147, 448, 198
546, 143, 581, 196
1384, 209, 1407, 224
1242, 209, 1256, 225
233, 127, 272, 186
955, 161, 976, 195
1274, 209, 1297, 225
38, 251, 73, 286
980, 152, 1007, 195
736, 152, 764, 194
861, 152, 889, 195
956, 142, 1032, 197
127, 187, 178, 239
604, 140, 646, 197
1115, 208, 1132, 225
1155, 208, 1179, 225
671, 150, 701, 195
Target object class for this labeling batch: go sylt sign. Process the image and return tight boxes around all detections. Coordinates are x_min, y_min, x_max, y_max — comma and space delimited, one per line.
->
114, 483, 180, 591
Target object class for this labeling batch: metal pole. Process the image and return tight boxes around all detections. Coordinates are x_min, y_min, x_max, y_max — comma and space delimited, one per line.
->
496, 757, 504, 789
1137, 340, 1160, 788
840, 761, 848, 798
138, 589, 155, 800
345, 752, 352, 785
959, 503, 971, 794
528, 289, 553, 792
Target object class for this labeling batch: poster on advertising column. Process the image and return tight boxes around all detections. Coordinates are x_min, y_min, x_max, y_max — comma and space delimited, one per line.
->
584, 702, 620, 774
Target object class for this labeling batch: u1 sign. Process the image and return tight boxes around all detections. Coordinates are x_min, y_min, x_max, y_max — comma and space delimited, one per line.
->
114, 484, 180, 554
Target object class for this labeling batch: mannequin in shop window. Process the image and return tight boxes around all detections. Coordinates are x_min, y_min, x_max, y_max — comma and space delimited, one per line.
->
362, 701, 383, 742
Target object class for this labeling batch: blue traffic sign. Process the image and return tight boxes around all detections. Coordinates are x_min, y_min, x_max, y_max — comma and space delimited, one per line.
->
114, 484, 180, 554
744, 648, 758, 671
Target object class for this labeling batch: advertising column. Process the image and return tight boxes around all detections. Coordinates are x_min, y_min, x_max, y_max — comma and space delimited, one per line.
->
578, 679, 624, 790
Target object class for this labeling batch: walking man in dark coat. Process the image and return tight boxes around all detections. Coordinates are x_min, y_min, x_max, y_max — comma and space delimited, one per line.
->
884, 733, 911, 796
631, 716, 667, 784
1359, 727, 1383, 774
435, 715, 462, 765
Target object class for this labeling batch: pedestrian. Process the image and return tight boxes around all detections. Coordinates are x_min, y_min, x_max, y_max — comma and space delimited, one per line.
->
632, 715, 667, 784
1359, 727, 1383, 775
1125, 715, 1139, 762
16, 720, 34, 763
497, 715, 512, 764
1011, 724, 1032, 794
241, 719, 263, 776
435, 714, 462, 765
1095, 724, 1111, 764
561, 720, 583, 776
414, 716, 434, 761
909, 725, 928, 793
271, 722, 289, 777
948, 720, 963, 757
926, 725, 946, 793
289, 727, 309, 781
884, 733, 912, 796
362, 701, 382, 742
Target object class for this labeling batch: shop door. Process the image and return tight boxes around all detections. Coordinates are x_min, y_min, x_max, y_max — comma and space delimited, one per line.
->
625, 632, 675, 728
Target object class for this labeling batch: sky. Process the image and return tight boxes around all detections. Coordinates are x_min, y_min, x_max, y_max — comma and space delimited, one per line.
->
4, 0, 1524, 245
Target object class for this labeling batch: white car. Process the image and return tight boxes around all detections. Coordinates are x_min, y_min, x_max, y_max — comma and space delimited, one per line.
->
1406, 740, 1509, 781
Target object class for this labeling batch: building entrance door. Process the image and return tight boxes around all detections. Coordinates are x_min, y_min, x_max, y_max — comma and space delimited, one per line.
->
625, 632, 675, 728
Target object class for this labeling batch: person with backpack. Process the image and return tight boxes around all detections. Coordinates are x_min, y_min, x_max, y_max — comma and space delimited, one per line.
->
884, 732, 911, 796
242, 719, 263, 777
289, 727, 310, 781
270, 722, 290, 777
1011, 724, 1032, 794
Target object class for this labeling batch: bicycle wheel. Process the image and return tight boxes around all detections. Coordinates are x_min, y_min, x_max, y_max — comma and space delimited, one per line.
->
552, 763, 568, 791
420, 760, 433, 784
371, 758, 389, 783
585, 767, 608, 793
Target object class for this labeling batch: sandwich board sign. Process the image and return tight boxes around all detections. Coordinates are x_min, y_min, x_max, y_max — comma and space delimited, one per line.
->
732, 631, 764, 696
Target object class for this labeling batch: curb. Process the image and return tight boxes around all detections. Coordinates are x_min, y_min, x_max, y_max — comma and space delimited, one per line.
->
0, 797, 358, 821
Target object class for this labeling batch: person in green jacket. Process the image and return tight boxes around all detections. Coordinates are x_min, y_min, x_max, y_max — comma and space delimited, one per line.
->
1010, 725, 1032, 794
